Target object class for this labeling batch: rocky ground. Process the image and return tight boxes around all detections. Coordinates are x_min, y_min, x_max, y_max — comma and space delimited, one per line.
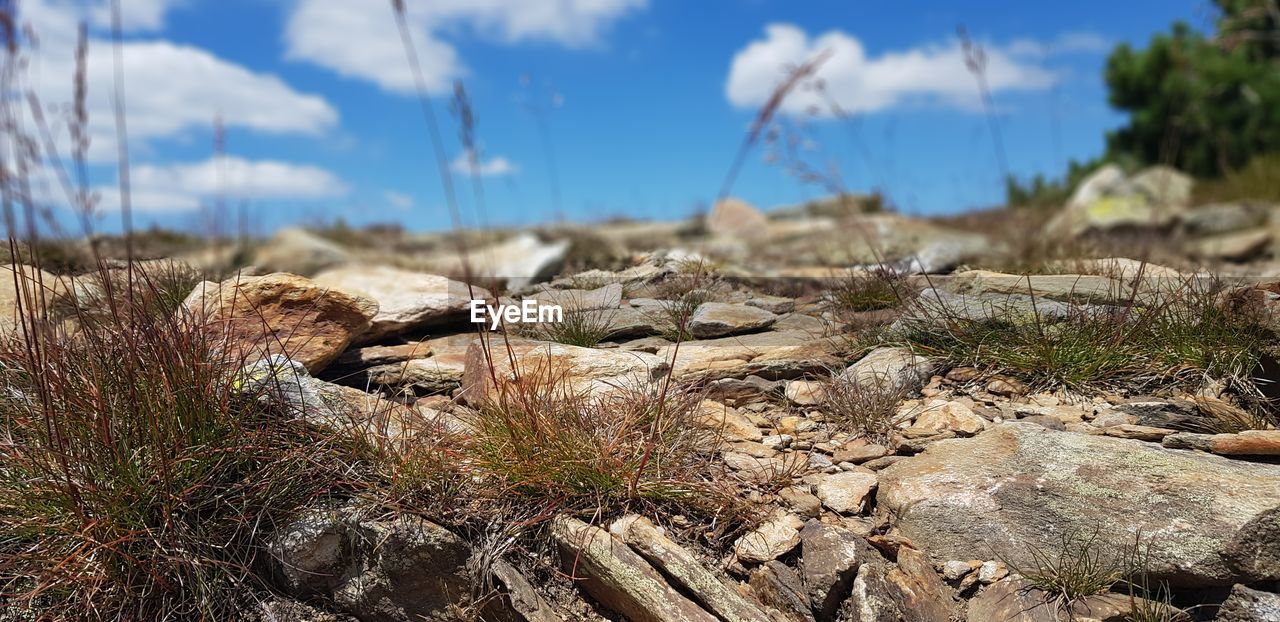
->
6, 165, 1280, 621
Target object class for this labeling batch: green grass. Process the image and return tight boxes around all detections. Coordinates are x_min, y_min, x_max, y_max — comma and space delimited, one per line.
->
830, 267, 910, 314
519, 307, 617, 348
0, 265, 361, 620
1195, 153, 1280, 204
1001, 529, 1133, 608
463, 369, 718, 509
899, 279, 1272, 392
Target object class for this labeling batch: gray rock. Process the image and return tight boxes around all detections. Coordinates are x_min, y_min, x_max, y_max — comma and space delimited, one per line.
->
312, 266, 488, 343
800, 521, 871, 621
253, 228, 351, 276
270, 508, 473, 621
1182, 202, 1270, 236
1215, 584, 1280, 622
551, 516, 719, 622
688, 302, 778, 339
748, 561, 815, 622
967, 577, 1153, 622
746, 295, 797, 314
611, 515, 774, 622
877, 423, 1280, 587
842, 347, 935, 393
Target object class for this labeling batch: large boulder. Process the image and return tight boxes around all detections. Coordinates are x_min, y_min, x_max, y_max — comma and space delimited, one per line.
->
312, 265, 488, 343
183, 273, 377, 373
877, 423, 1280, 587
253, 228, 352, 276
1044, 164, 1192, 238
0, 264, 67, 333
428, 233, 569, 289
707, 198, 770, 239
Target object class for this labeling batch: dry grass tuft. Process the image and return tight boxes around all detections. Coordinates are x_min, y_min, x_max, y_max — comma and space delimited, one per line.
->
0, 264, 363, 620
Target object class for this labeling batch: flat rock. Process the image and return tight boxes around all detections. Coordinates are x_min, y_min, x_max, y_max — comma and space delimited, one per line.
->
184, 273, 377, 373
814, 470, 878, 515
312, 266, 487, 343
877, 423, 1280, 587
735, 514, 804, 563
460, 338, 667, 403
657, 330, 840, 382
688, 302, 777, 339
1215, 584, 1280, 622
551, 516, 719, 622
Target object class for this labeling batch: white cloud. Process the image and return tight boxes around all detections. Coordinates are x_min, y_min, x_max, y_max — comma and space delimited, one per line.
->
89, 0, 183, 32
22, 0, 338, 163
384, 190, 415, 210
450, 151, 517, 176
285, 0, 646, 94
95, 156, 348, 213
725, 24, 1057, 116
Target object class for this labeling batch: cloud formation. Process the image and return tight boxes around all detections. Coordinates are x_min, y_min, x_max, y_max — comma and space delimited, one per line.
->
95, 156, 348, 213
450, 152, 518, 177
286, 0, 647, 94
16, 0, 344, 213
23, 0, 338, 163
725, 24, 1058, 116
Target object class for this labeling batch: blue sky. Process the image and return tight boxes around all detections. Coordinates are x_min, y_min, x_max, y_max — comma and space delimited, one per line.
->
14, 0, 1213, 234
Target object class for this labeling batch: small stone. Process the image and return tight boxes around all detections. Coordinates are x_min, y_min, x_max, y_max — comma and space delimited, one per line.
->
832, 444, 890, 464
745, 295, 796, 314
913, 400, 987, 436
785, 379, 826, 406
695, 400, 763, 442
814, 470, 878, 514
977, 560, 1007, 584
778, 486, 823, 518
941, 560, 973, 581
944, 367, 980, 383
761, 434, 794, 449
1104, 423, 1176, 442
985, 375, 1028, 396
1162, 432, 1215, 452
734, 514, 804, 563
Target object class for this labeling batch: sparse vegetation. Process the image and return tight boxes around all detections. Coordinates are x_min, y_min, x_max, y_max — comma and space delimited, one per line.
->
899, 278, 1272, 391
0, 266, 363, 619
820, 370, 917, 442
830, 266, 910, 314
519, 306, 617, 347
1002, 529, 1135, 609
461, 370, 724, 512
